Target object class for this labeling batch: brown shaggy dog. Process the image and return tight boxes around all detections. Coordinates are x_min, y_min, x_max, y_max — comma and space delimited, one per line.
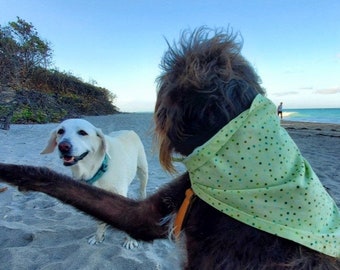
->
0, 27, 339, 269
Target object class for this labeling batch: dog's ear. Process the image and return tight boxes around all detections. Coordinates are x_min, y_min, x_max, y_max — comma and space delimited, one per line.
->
40, 130, 58, 154
96, 128, 111, 159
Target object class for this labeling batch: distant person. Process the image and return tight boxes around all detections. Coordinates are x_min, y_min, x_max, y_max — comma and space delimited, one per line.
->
277, 102, 283, 119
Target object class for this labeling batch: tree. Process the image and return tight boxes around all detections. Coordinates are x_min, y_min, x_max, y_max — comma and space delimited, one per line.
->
0, 25, 20, 85
0, 17, 52, 87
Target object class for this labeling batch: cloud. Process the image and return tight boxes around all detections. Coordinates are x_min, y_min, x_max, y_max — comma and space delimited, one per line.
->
299, 86, 313, 90
314, 87, 340, 95
283, 69, 303, 74
272, 91, 299, 97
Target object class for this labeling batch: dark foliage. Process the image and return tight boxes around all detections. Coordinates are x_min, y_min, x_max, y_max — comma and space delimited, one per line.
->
0, 17, 119, 125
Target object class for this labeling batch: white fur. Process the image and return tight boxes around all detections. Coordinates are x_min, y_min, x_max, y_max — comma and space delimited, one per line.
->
41, 118, 148, 249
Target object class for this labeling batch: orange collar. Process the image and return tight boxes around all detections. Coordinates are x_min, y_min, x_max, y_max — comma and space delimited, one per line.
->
174, 188, 196, 239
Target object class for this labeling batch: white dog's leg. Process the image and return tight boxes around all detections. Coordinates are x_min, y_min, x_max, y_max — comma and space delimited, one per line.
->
137, 166, 148, 199
88, 221, 107, 245
119, 166, 146, 250
123, 235, 139, 249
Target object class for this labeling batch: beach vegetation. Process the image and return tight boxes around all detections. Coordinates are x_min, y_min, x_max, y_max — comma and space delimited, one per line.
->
0, 17, 119, 124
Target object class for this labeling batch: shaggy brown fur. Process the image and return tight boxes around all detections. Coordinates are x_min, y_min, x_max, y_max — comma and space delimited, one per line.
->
0, 27, 339, 269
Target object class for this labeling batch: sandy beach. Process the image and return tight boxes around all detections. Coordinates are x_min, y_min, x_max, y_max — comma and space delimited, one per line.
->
0, 114, 339, 269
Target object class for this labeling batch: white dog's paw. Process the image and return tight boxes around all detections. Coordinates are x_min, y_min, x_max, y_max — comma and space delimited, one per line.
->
87, 234, 104, 245
123, 237, 139, 249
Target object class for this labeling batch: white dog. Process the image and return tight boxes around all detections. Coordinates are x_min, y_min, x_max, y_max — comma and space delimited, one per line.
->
41, 118, 148, 249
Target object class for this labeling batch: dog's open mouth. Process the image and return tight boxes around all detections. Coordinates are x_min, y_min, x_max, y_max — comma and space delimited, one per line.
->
62, 151, 89, 166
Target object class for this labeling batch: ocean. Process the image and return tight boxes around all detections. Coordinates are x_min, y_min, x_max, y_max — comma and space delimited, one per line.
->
283, 108, 340, 124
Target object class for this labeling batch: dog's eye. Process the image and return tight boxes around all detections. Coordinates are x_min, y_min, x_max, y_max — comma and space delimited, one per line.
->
57, 129, 64, 135
78, 130, 88, 136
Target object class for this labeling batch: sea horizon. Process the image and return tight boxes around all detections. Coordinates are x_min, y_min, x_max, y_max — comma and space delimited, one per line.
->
126, 108, 340, 125
283, 108, 340, 124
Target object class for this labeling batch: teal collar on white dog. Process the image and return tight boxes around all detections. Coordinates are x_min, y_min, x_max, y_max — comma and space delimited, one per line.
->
179, 94, 340, 258
84, 154, 109, 185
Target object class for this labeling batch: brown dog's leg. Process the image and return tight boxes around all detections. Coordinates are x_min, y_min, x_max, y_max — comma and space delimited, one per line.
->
0, 163, 190, 241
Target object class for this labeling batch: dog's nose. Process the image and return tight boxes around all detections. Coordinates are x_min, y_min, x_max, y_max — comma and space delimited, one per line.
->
58, 141, 72, 153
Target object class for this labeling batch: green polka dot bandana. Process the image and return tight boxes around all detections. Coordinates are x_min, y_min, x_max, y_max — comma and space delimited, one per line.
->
181, 94, 340, 257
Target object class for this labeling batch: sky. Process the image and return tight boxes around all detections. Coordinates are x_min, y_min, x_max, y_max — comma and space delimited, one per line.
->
1, 0, 339, 112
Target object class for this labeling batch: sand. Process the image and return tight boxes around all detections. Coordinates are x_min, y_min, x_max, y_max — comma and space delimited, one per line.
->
0, 114, 339, 269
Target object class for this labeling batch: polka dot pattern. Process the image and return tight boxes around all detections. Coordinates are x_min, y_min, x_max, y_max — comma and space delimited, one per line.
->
182, 95, 340, 258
